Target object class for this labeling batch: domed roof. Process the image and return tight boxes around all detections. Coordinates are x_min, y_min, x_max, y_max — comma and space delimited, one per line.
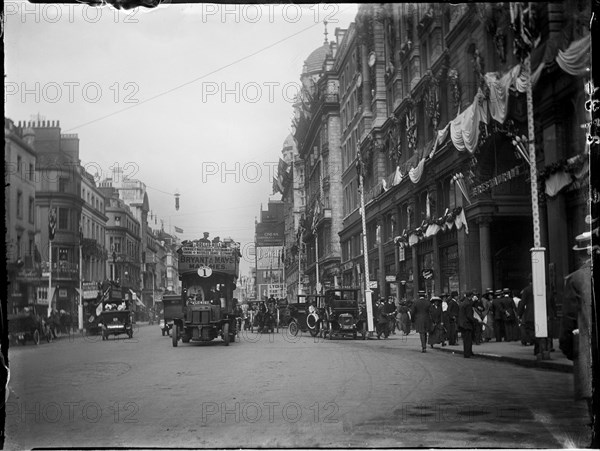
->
304, 43, 331, 74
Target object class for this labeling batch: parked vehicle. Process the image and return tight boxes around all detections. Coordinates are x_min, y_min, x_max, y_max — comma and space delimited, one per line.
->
8, 312, 52, 345
286, 294, 324, 337
171, 236, 240, 347
322, 288, 366, 340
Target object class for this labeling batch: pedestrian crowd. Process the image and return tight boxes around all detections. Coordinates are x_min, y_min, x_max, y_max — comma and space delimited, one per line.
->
379, 286, 560, 360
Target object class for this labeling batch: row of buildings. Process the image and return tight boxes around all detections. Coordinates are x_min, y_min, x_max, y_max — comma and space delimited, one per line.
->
5, 117, 181, 321
262, 2, 591, 309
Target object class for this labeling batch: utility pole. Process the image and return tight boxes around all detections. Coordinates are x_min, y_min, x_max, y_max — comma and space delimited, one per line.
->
512, 2, 549, 360
357, 149, 374, 332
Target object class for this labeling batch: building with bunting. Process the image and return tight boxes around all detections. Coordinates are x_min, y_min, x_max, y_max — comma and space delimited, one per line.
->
5, 118, 40, 314
283, 3, 591, 310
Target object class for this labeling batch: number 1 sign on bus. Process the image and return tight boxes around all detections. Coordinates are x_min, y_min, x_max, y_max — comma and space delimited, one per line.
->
197, 266, 213, 278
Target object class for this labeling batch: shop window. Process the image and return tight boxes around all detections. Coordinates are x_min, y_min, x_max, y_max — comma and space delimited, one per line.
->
439, 244, 459, 295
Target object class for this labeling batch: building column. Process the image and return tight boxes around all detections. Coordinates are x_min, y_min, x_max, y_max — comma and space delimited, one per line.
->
477, 216, 493, 291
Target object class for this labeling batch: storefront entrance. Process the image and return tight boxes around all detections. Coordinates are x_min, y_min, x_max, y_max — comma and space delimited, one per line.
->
491, 218, 533, 292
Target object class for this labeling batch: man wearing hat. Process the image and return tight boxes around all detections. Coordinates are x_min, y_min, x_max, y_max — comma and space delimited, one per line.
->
560, 230, 593, 424
410, 290, 432, 352
458, 291, 476, 358
446, 291, 459, 345
490, 289, 506, 342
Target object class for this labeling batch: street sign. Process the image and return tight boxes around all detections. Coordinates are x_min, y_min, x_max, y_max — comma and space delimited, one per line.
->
197, 266, 212, 278
369, 280, 378, 289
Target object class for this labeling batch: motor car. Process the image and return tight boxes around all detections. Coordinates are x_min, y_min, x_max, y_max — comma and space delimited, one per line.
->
8, 312, 52, 345
322, 288, 366, 340
101, 309, 133, 340
286, 294, 324, 337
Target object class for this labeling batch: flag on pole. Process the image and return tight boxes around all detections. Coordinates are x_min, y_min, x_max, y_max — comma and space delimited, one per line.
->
48, 208, 57, 241
174, 226, 183, 234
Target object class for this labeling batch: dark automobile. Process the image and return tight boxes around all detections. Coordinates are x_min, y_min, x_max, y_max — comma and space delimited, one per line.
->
8, 312, 52, 345
161, 294, 184, 336
286, 294, 324, 337
322, 288, 366, 340
100, 309, 133, 340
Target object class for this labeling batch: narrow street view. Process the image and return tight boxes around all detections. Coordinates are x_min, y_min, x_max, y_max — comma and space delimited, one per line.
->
3, 1, 597, 449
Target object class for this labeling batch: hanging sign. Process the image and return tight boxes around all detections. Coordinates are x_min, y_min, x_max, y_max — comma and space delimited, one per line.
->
422, 269, 434, 280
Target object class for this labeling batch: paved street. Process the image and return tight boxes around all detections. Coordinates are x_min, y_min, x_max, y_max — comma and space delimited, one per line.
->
4, 325, 591, 449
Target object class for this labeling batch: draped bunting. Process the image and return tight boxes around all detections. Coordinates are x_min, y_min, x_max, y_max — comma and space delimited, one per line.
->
544, 170, 572, 197
556, 36, 591, 76
408, 157, 426, 183
454, 209, 469, 234
485, 65, 521, 124
449, 95, 488, 153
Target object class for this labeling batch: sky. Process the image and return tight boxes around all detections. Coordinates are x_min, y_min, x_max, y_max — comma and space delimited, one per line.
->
4, 1, 359, 275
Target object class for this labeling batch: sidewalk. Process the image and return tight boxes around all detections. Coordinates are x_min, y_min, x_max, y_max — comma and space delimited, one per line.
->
378, 331, 573, 372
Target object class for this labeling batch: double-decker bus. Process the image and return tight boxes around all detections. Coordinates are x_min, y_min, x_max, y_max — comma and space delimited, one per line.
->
172, 236, 241, 346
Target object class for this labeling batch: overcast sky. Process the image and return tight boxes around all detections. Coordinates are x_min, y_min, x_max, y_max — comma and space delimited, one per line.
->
5, 2, 359, 275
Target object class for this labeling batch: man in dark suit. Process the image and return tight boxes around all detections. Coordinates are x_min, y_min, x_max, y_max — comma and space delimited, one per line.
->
458, 291, 475, 358
446, 291, 459, 345
410, 290, 431, 352
491, 289, 506, 342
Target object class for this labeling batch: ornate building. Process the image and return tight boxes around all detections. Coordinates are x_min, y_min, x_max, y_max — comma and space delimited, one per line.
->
292, 29, 344, 294
277, 2, 591, 311
336, 2, 591, 305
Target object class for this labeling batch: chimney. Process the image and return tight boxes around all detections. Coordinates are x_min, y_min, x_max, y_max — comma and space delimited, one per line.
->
335, 27, 346, 46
